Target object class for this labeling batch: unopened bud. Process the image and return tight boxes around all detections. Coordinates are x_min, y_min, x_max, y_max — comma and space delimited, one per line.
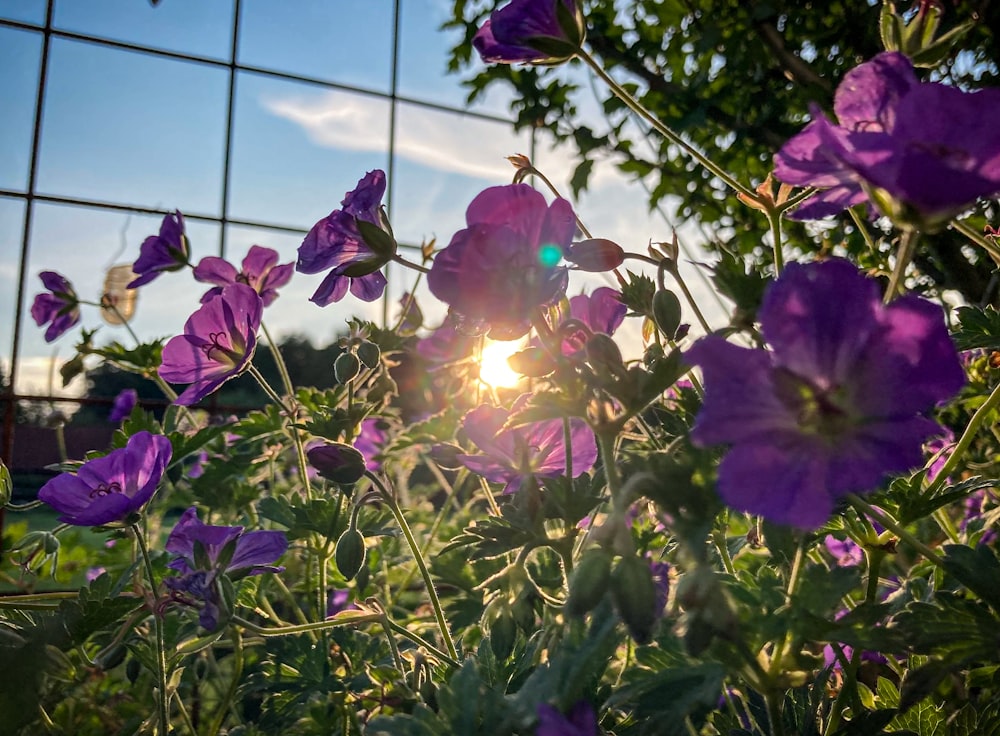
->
651, 289, 683, 339
565, 548, 612, 617
507, 346, 556, 377
489, 605, 517, 660
334, 351, 362, 384
335, 528, 366, 581
356, 341, 381, 370
307, 442, 367, 485
565, 239, 626, 272
611, 554, 659, 644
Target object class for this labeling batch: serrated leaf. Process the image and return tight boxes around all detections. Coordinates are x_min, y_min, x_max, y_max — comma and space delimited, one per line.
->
941, 544, 1000, 613
953, 305, 1000, 351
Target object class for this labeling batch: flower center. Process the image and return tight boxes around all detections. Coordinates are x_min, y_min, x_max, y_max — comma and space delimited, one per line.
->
90, 480, 124, 498
773, 368, 854, 440
201, 331, 244, 366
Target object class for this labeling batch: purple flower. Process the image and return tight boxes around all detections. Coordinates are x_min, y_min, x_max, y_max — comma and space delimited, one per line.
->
649, 558, 670, 617
474, 0, 584, 65
416, 317, 477, 364
824, 535, 864, 567
354, 418, 388, 472
536, 701, 598, 736
457, 395, 597, 494
165, 506, 288, 630
775, 52, 1000, 227
558, 288, 627, 356
159, 283, 262, 406
924, 427, 955, 483
326, 588, 358, 618
194, 245, 294, 307
686, 259, 964, 529
108, 388, 138, 423
31, 271, 81, 343
296, 170, 392, 305
38, 431, 172, 526
428, 184, 575, 340
128, 211, 189, 288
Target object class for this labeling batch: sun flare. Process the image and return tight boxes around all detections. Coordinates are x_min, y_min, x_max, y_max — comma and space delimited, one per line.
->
477, 339, 525, 389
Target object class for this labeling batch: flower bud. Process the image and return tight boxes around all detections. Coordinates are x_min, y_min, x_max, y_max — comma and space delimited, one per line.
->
565, 548, 612, 617
334, 351, 362, 384
488, 604, 518, 661
611, 554, 659, 644
651, 289, 683, 339
586, 333, 626, 379
565, 239, 626, 272
429, 443, 465, 470
335, 528, 366, 581
507, 346, 557, 377
356, 340, 381, 370
307, 442, 367, 485
511, 589, 537, 632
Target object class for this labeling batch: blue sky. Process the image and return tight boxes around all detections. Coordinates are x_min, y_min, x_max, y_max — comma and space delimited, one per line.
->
0, 0, 724, 397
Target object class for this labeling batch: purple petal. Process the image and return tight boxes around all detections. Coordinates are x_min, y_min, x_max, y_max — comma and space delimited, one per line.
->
716, 438, 838, 529
193, 257, 239, 287
833, 51, 916, 132
686, 336, 798, 447
228, 530, 288, 572
349, 270, 388, 302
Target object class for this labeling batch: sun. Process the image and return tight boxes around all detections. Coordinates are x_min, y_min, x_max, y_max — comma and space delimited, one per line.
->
477, 339, 525, 389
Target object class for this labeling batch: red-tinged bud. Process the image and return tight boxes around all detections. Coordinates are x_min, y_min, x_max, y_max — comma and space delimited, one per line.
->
307, 442, 367, 485
565, 239, 626, 272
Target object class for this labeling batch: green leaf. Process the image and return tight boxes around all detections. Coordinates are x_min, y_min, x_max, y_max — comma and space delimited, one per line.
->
953, 305, 1000, 351
940, 544, 1000, 613
0, 458, 12, 507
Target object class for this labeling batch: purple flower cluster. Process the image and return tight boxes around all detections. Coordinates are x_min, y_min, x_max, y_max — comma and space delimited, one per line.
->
428, 184, 575, 340
775, 52, 1000, 226
686, 259, 964, 529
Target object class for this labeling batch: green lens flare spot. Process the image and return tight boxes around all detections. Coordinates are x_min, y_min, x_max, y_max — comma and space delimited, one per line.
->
538, 244, 562, 268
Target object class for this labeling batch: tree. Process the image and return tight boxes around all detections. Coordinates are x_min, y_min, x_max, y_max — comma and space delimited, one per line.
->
446, 0, 1000, 304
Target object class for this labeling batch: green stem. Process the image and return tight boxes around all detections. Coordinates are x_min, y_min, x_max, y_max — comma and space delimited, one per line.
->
579, 48, 756, 200
925, 378, 1000, 497
132, 523, 170, 736
951, 218, 1000, 263
670, 264, 713, 335
519, 163, 594, 239
847, 495, 946, 569
366, 471, 460, 662
767, 210, 784, 277
847, 207, 877, 252
597, 432, 625, 513
392, 253, 432, 274
883, 230, 918, 304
